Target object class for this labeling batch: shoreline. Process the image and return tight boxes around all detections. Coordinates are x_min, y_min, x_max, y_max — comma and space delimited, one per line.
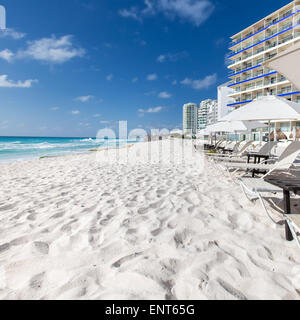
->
0, 141, 138, 164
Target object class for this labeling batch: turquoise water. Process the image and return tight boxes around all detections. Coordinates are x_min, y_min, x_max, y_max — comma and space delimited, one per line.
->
0, 136, 137, 162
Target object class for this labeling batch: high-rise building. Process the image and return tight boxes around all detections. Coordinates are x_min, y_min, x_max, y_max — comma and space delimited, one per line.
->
183, 103, 198, 135
198, 99, 217, 129
227, 1, 300, 109
207, 100, 219, 125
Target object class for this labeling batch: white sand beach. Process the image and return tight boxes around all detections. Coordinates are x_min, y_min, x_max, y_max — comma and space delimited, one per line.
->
0, 139, 300, 300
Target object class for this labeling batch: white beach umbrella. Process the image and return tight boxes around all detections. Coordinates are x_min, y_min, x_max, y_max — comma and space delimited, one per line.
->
221, 96, 300, 122
205, 120, 266, 145
206, 120, 266, 133
263, 42, 300, 90
220, 96, 300, 153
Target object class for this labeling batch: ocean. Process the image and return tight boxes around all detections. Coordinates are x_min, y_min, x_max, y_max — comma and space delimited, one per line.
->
0, 136, 138, 163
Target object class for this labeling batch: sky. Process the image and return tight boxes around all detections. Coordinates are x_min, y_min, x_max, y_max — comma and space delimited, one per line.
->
0, 0, 290, 137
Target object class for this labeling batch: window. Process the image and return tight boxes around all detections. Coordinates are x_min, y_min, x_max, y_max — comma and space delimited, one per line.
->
297, 96, 300, 103
296, 122, 300, 129
280, 123, 290, 132
280, 86, 292, 94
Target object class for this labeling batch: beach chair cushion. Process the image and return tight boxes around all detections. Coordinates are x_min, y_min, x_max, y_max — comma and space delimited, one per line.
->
239, 178, 282, 193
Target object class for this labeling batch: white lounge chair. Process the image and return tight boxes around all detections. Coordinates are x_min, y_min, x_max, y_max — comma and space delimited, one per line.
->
213, 141, 278, 163
237, 142, 300, 224
239, 177, 284, 224
220, 141, 300, 178
207, 140, 253, 158
210, 141, 255, 162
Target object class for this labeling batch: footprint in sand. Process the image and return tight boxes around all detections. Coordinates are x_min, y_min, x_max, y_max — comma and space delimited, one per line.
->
27, 213, 37, 221
29, 272, 45, 290
111, 252, 142, 268
217, 278, 248, 300
51, 211, 65, 219
33, 241, 49, 255
0, 243, 10, 254
10, 236, 29, 247
0, 203, 17, 211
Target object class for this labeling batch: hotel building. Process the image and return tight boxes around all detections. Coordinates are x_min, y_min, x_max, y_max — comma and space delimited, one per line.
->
227, 0, 300, 109
183, 103, 198, 135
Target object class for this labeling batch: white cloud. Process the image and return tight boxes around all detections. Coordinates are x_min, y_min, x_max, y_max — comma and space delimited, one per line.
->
79, 122, 90, 127
181, 73, 217, 90
136, 39, 147, 46
0, 28, 26, 40
0, 75, 38, 88
0, 49, 14, 62
119, 0, 214, 26
51, 106, 60, 111
157, 0, 214, 26
147, 73, 158, 81
157, 51, 188, 63
93, 114, 101, 118
118, 8, 142, 22
138, 106, 163, 114
74, 95, 94, 102
143, 0, 156, 14
158, 91, 172, 98
132, 77, 138, 83
157, 55, 166, 63
71, 110, 80, 115
100, 120, 110, 124
19, 35, 85, 64
106, 73, 113, 81
172, 80, 177, 85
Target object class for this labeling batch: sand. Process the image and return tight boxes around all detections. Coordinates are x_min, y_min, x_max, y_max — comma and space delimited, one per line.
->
0, 139, 300, 300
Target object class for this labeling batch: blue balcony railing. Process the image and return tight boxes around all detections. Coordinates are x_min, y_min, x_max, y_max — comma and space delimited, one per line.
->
228, 9, 299, 48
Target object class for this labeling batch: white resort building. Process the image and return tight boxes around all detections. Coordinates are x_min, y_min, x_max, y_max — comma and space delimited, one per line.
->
227, 0, 300, 109
217, 83, 235, 121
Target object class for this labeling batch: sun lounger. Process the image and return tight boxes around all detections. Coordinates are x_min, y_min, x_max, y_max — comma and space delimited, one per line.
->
239, 177, 284, 223
211, 141, 277, 163
208, 140, 254, 161
220, 141, 300, 178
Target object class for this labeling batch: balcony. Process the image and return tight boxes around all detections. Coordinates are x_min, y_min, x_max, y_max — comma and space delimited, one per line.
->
279, 87, 292, 95
228, 9, 298, 48
265, 41, 277, 49
278, 34, 293, 45
230, 76, 288, 94
278, 22, 293, 32
265, 53, 277, 61
228, 20, 300, 63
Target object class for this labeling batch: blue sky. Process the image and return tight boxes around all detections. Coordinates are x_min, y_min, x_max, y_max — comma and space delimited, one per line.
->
0, 0, 289, 137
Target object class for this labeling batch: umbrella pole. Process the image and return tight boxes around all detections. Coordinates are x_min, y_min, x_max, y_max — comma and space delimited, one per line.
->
268, 120, 271, 155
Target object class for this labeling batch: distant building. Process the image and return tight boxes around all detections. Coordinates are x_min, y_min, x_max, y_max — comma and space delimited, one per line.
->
207, 100, 219, 125
198, 99, 218, 129
183, 103, 198, 135
218, 83, 235, 121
